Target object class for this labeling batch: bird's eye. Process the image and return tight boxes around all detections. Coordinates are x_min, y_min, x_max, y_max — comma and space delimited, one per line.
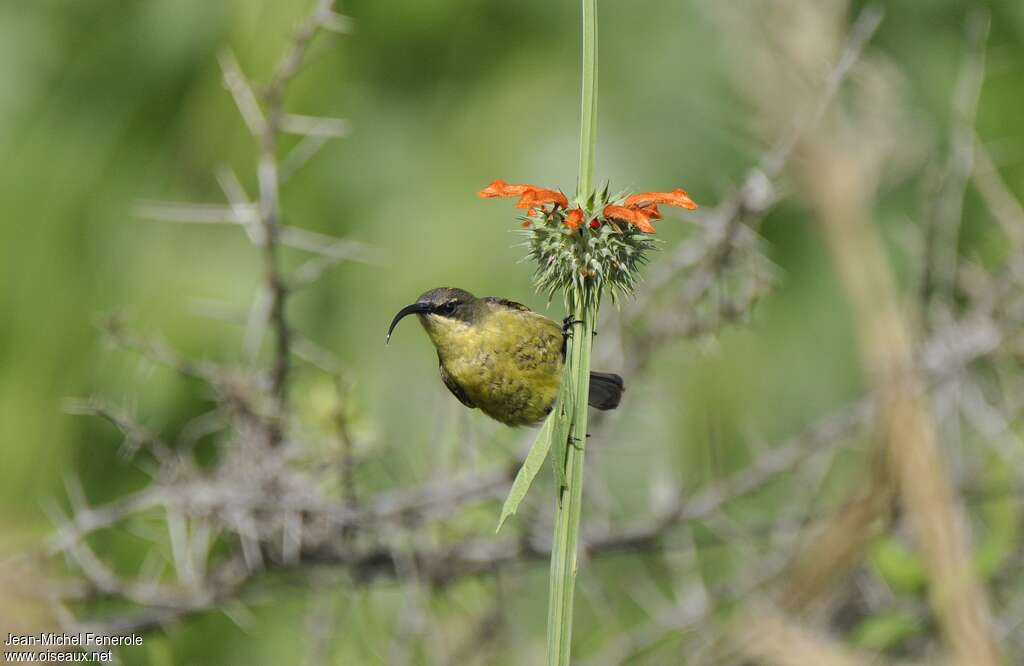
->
437, 301, 458, 316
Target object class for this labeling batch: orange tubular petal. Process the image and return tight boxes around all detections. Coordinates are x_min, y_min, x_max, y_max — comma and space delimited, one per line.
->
513, 191, 537, 209
564, 208, 584, 231
634, 218, 657, 233
624, 188, 698, 210
478, 179, 530, 198
514, 187, 569, 210
603, 204, 656, 233
640, 204, 662, 219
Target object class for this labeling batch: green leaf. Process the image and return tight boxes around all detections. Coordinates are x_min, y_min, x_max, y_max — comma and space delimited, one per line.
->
870, 537, 927, 593
974, 457, 1020, 579
552, 379, 577, 491
851, 610, 922, 651
549, 378, 574, 497
496, 410, 557, 533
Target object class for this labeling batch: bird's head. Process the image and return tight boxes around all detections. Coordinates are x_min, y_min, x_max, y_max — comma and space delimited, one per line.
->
386, 287, 484, 345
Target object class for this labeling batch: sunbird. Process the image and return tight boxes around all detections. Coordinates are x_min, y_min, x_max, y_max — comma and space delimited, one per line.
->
386, 287, 624, 426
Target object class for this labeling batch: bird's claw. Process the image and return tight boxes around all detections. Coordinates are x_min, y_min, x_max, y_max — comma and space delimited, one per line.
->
561, 316, 583, 337
563, 317, 596, 339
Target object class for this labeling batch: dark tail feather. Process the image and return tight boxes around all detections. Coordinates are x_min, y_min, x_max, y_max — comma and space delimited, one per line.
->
588, 372, 625, 410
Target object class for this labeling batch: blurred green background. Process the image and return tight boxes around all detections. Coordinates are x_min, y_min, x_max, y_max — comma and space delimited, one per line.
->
1, 0, 1022, 663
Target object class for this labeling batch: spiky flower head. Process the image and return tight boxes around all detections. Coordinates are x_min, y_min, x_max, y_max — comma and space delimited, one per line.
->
478, 180, 698, 306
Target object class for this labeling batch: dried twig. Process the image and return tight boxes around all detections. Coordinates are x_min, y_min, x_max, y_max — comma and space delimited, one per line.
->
802, 87, 1002, 666
920, 10, 991, 312
735, 607, 910, 666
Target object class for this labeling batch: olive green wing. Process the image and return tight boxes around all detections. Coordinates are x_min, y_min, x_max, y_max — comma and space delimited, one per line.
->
438, 359, 476, 409
481, 296, 531, 312
483, 297, 563, 334
481, 296, 573, 361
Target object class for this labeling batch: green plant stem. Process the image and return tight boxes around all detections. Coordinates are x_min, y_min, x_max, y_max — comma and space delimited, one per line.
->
547, 294, 595, 666
547, 1, 599, 664
576, 0, 598, 201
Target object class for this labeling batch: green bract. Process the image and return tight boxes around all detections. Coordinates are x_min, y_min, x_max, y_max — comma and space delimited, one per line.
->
521, 189, 659, 307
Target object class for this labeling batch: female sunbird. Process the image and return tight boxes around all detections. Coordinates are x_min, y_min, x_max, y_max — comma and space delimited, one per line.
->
387, 287, 624, 426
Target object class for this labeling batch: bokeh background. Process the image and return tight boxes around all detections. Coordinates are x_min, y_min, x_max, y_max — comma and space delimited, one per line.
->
2, 0, 1023, 664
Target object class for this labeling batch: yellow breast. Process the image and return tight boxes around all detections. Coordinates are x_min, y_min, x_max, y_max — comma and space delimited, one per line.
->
425, 305, 563, 426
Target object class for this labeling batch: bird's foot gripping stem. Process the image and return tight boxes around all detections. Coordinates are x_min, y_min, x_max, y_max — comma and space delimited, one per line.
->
562, 317, 595, 338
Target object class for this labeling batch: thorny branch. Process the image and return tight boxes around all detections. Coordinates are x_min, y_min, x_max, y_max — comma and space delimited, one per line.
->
213, 0, 352, 447
49, 302, 1007, 640
615, 5, 885, 378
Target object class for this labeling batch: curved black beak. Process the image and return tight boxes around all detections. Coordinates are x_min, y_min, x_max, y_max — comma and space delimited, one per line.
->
386, 302, 434, 343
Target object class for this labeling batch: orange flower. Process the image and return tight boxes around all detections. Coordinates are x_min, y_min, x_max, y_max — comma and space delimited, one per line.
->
640, 204, 663, 220
515, 187, 569, 211
601, 188, 697, 233
564, 208, 584, 231
478, 180, 530, 198
480, 180, 696, 234
624, 188, 697, 210
478, 180, 568, 215
603, 204, 657, 233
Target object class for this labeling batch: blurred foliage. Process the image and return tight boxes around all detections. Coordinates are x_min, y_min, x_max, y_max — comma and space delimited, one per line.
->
1, 0, 1023, 663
